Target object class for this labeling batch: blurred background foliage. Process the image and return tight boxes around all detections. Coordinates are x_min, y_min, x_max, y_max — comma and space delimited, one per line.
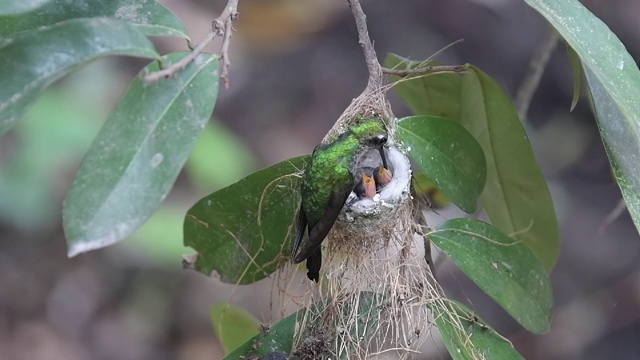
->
1, 0, 640, 359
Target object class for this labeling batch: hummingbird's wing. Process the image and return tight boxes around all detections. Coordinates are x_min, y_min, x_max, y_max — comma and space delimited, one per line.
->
291, 206, 307, 259
291, 209, 321, 282
292, 188, 352, 264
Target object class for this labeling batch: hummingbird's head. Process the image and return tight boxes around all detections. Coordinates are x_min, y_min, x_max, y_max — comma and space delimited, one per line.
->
349, 118, 388, 148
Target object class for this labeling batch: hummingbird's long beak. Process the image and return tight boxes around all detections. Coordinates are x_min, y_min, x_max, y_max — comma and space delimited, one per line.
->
378, 147, 389, 170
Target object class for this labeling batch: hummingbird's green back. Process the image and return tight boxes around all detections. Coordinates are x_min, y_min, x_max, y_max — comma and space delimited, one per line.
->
302, 118, 387, 225
293, 117, 388, 281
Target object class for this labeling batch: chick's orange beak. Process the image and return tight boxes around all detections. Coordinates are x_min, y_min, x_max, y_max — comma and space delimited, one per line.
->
362, 174, 377, 198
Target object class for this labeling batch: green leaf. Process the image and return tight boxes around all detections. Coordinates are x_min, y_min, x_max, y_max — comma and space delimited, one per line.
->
429, 218, 553, 334
0, 0, 189, 38
522, 0, 640, 253
397, 115, 486, 213
0, 0, 50, 15
0, 18, 159, 136
211, 303, 260, 354
386, 54, 560, 270
184, 156, 308, 284
63, 51, 219, 257
431, 299, 524, 360
565, 43, 583, 111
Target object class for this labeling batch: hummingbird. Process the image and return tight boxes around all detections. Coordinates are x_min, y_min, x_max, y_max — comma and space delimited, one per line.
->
292, 118, 390, 282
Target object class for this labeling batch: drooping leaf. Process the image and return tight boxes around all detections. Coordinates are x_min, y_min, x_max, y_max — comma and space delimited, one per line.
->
212, 303, 261, 354
431, 299, 525, 360
64, 51, 219, 257
522, 0, 640, 248
397, 115, 486, 213
565, 43, 583, 111
429, 218, 553, 334
0, 17, 159, 136
184, 156, 308, 284
0, 0, 189, 38
0, 0, 50, 15
386, 54, 560, 270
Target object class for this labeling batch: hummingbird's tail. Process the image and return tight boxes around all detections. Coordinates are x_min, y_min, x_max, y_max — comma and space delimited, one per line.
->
306, 248, 322, 282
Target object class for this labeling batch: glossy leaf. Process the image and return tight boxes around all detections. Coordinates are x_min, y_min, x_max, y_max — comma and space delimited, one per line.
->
0, 0, 50, 15
386, 54, 559, 270
184, 156, 308, 284
429, 218, 553, 334
522, 0, 640, 248
212, 303, 260, 354
0, 0, 189, 38
397, 115, 485, 213
431, 299, 524, 360
64, 51, 219, 257
0, 18, 159, 136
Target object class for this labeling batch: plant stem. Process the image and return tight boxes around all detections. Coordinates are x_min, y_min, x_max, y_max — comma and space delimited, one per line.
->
383, 64, 468, 76
144, 0, 239, 86
515, 29, 559, 121
347, 0, 383, 90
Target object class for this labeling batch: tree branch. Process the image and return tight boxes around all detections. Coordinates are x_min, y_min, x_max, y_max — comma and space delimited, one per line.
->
383, 64, 468, 77
347, 0, 383, 90
144, 0, 239, 86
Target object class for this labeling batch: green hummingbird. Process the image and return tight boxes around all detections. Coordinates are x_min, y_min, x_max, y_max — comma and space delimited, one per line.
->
292, 118, 390, 282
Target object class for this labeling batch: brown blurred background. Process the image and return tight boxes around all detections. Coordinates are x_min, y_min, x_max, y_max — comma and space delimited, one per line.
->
2, 0, 640, 359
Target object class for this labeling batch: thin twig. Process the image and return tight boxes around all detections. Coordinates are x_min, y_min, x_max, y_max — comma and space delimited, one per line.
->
383, 64, 468, 77
424, 38, 464, 63
598, 198, 627, 234
383, 39, 466, 77
144, 0, 239, 85
515, 29, 559, 121
347, 0, 383, 90
219, 10, 235, 88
